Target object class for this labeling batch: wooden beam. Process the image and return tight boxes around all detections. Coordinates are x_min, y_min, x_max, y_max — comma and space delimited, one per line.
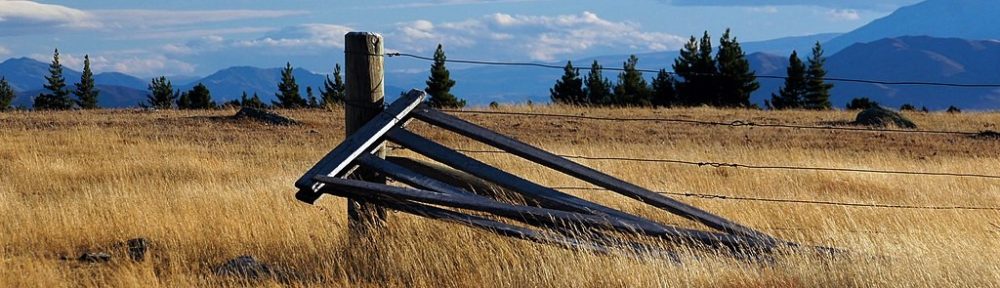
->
386, 156, 539, 206
411, 107, 780, 245
385, 128, 654, 225
293, 89, 425, 198
315, 176, 771, 250
325, 190, 613, 253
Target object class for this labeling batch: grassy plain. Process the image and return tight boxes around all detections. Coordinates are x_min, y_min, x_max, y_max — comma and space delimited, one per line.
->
1, 106, 998, 287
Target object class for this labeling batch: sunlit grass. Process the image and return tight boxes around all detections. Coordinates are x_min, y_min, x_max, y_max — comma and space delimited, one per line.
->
1, 106, 998, 286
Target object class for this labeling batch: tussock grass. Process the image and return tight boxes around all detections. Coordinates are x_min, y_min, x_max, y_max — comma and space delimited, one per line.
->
1, 107, 998, 287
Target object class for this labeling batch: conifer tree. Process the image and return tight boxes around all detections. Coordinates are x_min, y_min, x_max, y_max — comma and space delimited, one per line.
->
176, 91, 191, 109
186, 83, 214, 109
74, 55, 99, 109
584, 60, 613, 105
651, 69, 677, 107
550, 61, 585, 105
804, 42, 833, 110
35, 49, 73, 110
273, 62, 305, 108
0, 77, 13, 111
240, 91, 266, 108
146, 76, 177, 109
674, 33, 718, 106
307, 86, 318, 108
715, 29, 758, 107
320, 63, 345, 106
425, 44, 465, 108
768, 51, 807, 110
613, 55, 651, 106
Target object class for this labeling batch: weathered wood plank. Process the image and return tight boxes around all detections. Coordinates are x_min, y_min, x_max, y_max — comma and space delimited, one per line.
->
386, 156, 539, 206
293, 89, 425, 197
331, 191, 613, 253
385, 128, 654, 225
315, 176, 770, 250
411, 107, 779, 245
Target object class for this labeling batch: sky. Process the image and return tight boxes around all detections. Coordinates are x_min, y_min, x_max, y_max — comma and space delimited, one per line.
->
0, 0, 923, 77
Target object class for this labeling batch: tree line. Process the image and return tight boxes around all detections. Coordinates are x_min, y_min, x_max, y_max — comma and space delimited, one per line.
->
0, 41, 967, 112
550, 29, 834, 110
0, 45, 467, 111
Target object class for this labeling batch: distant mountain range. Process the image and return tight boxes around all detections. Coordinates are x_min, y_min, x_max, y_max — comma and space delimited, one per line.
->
2, 0, 999, 110
825, 0, 1000, 53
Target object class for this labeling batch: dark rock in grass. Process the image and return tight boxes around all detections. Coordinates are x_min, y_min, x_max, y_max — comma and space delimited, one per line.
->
973, 130, 1000, 140
234, 107, 298, 125
78, 252, 111, 263
854, 107, 917, 129
126, 238, 149, 262
215, 255, 276, 279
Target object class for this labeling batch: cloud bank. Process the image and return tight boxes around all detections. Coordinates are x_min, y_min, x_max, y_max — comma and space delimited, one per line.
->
665, 0, 920, 11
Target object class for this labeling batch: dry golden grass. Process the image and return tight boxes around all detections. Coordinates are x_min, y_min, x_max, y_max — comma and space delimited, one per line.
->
1, 106, 999, 287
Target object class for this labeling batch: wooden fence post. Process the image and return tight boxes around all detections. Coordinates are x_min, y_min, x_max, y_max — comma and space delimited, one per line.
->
344, 32, 387, 231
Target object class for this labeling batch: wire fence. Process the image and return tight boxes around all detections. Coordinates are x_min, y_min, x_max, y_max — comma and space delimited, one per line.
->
387, 52, 1000, 88
378, 51, 1000, 215
438, 109, 996, 137
450, 148, 1000, 180
549, 187, 1000, 212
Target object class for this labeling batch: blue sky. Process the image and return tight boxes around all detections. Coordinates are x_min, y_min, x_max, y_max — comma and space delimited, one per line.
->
0, 0, 921, 77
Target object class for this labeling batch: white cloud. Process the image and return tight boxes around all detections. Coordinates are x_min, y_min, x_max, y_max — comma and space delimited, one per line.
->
366, 0, 547, 9
747, 6, 780, 13
91, 9, 309, 29
0, 45, 10, 57
827, 9, 861, 21
233, 24, 355, 49
390, 11, 686, 61
0, 1, 99, 35
31, 51, 196, 77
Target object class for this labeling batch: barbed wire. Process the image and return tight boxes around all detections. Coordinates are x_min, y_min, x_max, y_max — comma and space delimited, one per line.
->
387, 52, 1000, 88
447, 148, 1000, 180
549, 187, 1000, 211
436, 109, 991, 137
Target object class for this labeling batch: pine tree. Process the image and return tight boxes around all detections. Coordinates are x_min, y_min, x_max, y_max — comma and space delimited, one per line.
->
715, 29, 758, 107
35, 49, 73, 110
613, 55, 651, 106
803, 42, 833, 110
674, 32, 718, 106
146, 76, 177, 109
425, 44, 465, 108
186, 83, 215, 109
307, 86, 318, 108
176, 91, 191, 109
769, 51, 807, 110
651, 69, 677, 107
320, 63, 346, 106
0, 77, 14, 111
73, 55, 100, 109
273, 62, 305, 108
584, 60, 613, 105
550, 61, 585, 105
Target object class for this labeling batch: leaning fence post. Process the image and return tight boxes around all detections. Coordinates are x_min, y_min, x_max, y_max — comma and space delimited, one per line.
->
344, 32, 387, 231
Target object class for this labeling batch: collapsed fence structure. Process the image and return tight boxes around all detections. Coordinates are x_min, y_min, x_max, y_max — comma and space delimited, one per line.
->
295, 88, 834, 258
291, 32, 847, 260
293, 32, 999, 260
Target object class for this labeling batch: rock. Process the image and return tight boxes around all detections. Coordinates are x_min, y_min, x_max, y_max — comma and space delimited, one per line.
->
853, 107, 917, 129
215, 255, 275, 279
974, 130, 1000, 140
126, 238, 149, 262
78, 252, 111, 263
234, 107, 298, 125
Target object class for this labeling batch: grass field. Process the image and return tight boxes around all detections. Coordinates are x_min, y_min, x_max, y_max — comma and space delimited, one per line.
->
1, 106, 999, 287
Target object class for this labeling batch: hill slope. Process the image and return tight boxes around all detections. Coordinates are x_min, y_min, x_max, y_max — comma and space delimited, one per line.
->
825, 0, 1000, 52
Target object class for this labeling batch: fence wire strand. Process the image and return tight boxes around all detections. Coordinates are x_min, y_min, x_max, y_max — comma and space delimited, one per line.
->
388, 52, 1000, 88
438, 109, 991, 137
